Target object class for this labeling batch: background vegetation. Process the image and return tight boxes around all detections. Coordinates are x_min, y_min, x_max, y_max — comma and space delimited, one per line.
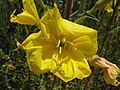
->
0, 0, 120, 90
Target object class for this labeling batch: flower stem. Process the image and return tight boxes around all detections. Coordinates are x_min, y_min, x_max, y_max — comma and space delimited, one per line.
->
70, 0, 87, 17
65, 0, 73, 20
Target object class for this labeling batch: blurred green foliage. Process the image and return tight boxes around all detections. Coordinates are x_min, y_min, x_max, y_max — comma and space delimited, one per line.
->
0, 0, 120, 90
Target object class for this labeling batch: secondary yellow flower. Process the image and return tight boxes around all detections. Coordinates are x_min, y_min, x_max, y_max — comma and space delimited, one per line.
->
89, 0, 113, 13
21, 4, 98, 82
90, 55, 120, 86
10, 0, 40, 26
104, 0, 120, 13
104, 2, 113, 12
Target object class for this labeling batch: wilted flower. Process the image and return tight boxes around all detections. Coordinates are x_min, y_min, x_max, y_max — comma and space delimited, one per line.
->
20, 4, 98, 82
10, 0, 40, 26
90, 55, 120, 86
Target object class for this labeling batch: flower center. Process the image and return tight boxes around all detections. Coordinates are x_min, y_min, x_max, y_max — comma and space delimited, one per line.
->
57, 37, 66, 54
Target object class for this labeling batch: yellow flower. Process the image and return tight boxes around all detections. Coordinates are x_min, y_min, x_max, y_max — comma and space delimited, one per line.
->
104, 2, 113, 13
89, 0, 113, 13
90, 55, 120, 86
20, 4, 98, 82
104, 0, 120, 13
10, 0, 40, 26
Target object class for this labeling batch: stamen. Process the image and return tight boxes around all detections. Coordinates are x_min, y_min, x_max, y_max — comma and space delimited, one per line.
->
57, 38, 66, 54
59, 47, 62, 54
57, 39, 60, 47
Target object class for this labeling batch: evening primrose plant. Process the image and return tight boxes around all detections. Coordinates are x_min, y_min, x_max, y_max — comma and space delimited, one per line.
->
10, 0, 120, 88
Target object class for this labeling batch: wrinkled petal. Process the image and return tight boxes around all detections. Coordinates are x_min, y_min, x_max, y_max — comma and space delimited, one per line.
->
52, 58, 91, 82
63, 19, 97, 58
22, 21, 50, 48
25, 46, 56, 74
41, 4, 71, 39
63, 19, 97, 43
10, 11, 37, 25
22, 31, 43, 47
22, 0, 39, 20
104, 69, 120, 86
22, 31, 54, 51
51, 47, 91, 82
72, 35, 97, 58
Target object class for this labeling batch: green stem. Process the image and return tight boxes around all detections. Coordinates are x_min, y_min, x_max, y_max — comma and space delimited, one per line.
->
74, 15, 86, 23
35, 0, 48, 12
70, 0, 87, 17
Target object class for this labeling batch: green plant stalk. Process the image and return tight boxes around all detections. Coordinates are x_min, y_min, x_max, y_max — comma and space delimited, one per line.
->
74, 15, 86, 23
70, 0, 87, 17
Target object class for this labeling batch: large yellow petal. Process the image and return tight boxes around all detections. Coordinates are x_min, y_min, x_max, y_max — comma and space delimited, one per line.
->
41, 4, 71, 38
62, 19, 97, 58
22, 21, 50, 48
52, 58, 91, 82
25, 46, 56, 74
22, 31, 46, 48
72, 35, 97, 58
22, 0, 39, 20
63, 19, 97, 43
10, 11, 37, 25
51, 46, 91, 82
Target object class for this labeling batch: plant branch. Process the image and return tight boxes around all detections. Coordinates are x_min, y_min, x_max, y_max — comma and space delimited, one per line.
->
65, 0, 73, 20
70, 0, 87, 17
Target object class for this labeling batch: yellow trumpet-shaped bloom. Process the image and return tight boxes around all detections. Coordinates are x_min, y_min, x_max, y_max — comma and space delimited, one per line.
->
21, 4, 98, 82
10, 0, 40, 26
90, 55, 120, 86
91, 0, 120, 13
104, 0, 120, 13
104, 3, 113, 13
89, 0, 113, 13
